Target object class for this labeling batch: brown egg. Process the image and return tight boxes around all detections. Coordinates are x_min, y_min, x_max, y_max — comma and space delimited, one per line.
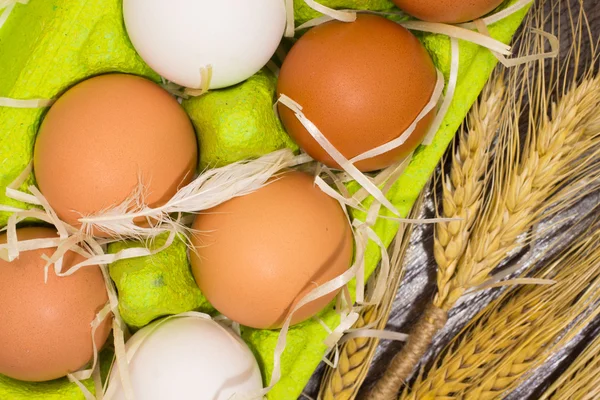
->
277, 14, 437, 172
392, 0, 504, 23
34, 74, 198, 234
0, 227, 112, 382
190, 171, 353, 329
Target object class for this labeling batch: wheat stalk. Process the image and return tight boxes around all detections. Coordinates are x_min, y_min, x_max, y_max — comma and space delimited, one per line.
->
540, 329, 600, 400
402, 219, 600, 400
367, 1, 600, 396
391, 73, 600, 397
319, 193, 425, 400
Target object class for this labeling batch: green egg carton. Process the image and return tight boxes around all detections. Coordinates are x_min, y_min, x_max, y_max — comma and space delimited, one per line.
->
0, 0, 529, 398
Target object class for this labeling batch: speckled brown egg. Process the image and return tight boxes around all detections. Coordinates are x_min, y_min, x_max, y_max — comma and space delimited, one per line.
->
34, 74, 198, 234
0, 227, 112, 382
277, 14, 437, 172
392, 0, 504, 23
189, 171, 353, 329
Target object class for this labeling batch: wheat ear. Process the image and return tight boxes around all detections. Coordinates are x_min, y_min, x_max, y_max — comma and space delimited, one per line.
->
320, 306, 379, 400
433, 77, 506, 308
402, 219, 600, 400
439, 72, 600, 308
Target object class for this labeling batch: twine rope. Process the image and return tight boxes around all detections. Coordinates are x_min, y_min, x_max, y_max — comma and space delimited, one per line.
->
366, 305, 448, 400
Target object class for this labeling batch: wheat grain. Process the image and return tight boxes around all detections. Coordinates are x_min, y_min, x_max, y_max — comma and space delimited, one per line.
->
366, 66, 518, 400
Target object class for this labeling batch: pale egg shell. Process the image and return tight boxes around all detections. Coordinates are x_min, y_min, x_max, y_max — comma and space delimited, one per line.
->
108, 317, 262, 400
123, 0, 286, 89
34, 74, 198, 234
190, 171, 354, 329
392, 0, 504, 23
277, 14, 437, 172
0, 227, 111, 382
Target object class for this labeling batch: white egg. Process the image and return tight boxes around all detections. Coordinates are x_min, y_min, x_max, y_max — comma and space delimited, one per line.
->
108, 317, 263, 400
123, 0, 287, 89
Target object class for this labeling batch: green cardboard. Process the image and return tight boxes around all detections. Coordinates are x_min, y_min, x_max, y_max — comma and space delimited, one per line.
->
108, 234, 216, 330
0, 0, 529, 398
182, 69, 298, 170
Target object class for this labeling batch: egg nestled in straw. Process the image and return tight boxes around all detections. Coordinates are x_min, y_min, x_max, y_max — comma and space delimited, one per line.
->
107, 316, 262, 400
0, 227, 111, 382
190, 171, 354, 329
391, 0, 504, 24
34, 74, 198, 235
277, 14, 437, 172
123, 0, 287, 89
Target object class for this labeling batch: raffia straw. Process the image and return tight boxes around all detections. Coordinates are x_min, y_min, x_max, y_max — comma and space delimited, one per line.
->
2, 148, 367, 399
0, 97, 54, 108
301, 0, 357, 23
77, 149, 305, 238
368, 1, 600, 396
277, 66, 445, 217
283, 0, 295, 37
319, 192, 425, 400
295, 8, 523, 59
183, 65, 213, 96
402, 218, 600, 400
540, 328, 600, 400
2, 122, 431, 399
